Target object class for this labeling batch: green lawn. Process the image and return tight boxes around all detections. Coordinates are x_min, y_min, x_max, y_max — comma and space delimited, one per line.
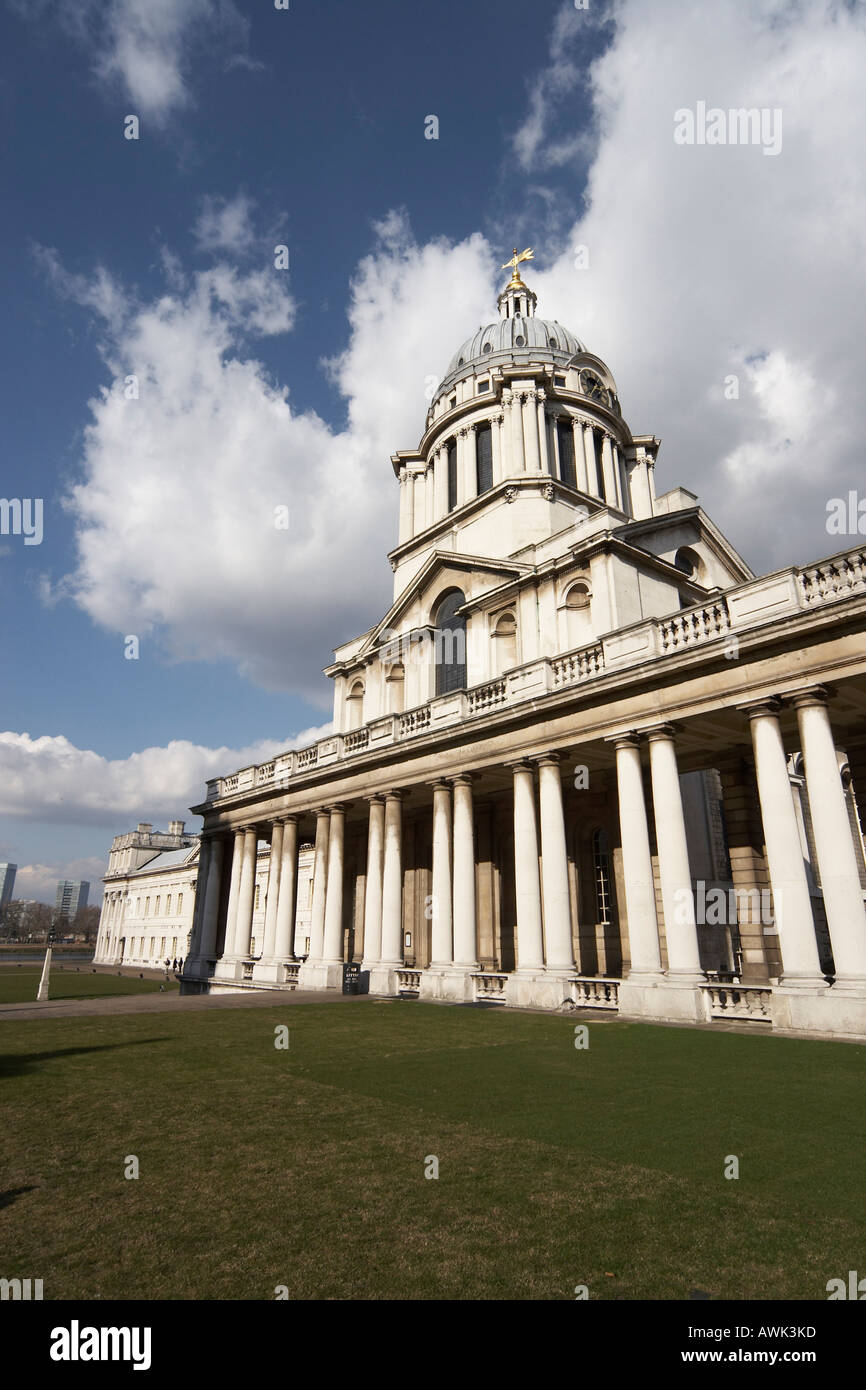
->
1, 1001, 863, 1300
0, 968, 179, 1005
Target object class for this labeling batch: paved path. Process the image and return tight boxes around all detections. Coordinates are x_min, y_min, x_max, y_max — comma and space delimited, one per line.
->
0, 989, 374, 1023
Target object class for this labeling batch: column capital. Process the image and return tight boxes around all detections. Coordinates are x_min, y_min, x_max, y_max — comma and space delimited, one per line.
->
365, 792, 387, 806
787, 683, 833, 711
505, 757, 535, 774
278, 813, 299, 826
383, 788, 404, 802
605, 731, 642, 751
535, 751, 562, 769
450, 771, 476, 787
644, 721, 680, 743
738, 696, 783, 721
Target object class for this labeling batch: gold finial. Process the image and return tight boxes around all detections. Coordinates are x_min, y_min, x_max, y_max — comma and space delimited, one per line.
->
501, 246, 534, 288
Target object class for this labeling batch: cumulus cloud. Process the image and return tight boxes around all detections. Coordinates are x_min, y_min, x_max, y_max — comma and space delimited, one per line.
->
511, 0, 866, 571
15, 859, 109, 906
9, 0, 251, 123
0, 726, 331, 829
47, 213, 497, 701
193, 193, 258, 256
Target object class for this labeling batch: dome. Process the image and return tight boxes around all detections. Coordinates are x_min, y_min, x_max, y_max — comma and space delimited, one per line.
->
446, 315, 584, 378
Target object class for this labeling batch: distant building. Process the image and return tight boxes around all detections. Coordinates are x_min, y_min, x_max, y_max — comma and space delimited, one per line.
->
0, 863, 16, 911
54, 879, 90, 925
94, 819, 314, 973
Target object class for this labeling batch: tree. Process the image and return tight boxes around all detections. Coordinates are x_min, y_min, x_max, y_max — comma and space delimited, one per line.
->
71, 905, 101, 943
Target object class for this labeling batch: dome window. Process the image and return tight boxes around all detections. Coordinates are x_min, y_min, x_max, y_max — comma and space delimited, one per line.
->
515, 335, 526, 347
458, 357, 465, 366
482, 342, 493, 354
549, 337, 558, 349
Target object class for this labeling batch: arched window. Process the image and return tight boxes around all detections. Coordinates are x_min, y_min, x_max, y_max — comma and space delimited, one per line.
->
565, 581, 592, 648
476, 424, 493, 494
675, 546, 704, 583
386, 662, 405, 714
346, 679, 365, 730
592, 828, 613, 926
492, 611, 517, 674
433, 589, 467, 695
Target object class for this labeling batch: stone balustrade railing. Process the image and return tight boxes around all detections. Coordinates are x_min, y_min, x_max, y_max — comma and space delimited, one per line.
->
204, 542, 866, 805
569, 976, 620, 1010
472, 972, 508, 1001
702, 982, 773, 1022
395, 969, 421, 995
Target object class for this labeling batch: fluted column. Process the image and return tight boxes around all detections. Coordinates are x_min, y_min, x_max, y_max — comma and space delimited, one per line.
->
464, 426, 478, 502
430, 780, 453, 967
793, 689, 866, 984
273, 817, 298, 960
261, 822, 284, 961
362, 797, 385, 969
412, 469, 426, 534
380, 792, 404, 965
322, 805, 346, 964
223, 828, 245, 957
537, 755, 574, 971
745, 700, 824, 985
452, 774, 478, 967
233, 826, 258, 959
308, 809, 330, 961
571, 419, 587, 492
512, 761, 544, 971
511, 391, 526, 471
425, 464, 434, 527
198, 837, 224, 960
647, 726, 704, 979
523, 389, 541, 472
613, 736, 663, 976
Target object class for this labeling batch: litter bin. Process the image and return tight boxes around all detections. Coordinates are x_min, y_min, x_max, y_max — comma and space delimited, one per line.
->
342, 961, 361, 995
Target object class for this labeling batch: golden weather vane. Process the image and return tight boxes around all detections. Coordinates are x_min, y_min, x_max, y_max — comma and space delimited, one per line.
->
501, 247, 535, 284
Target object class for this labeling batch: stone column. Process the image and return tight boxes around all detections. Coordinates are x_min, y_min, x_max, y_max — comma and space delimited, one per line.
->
273, 817, 298, 960
523, 390, 541, 472
430, 780, 453, 967
612, 736, 663, 977
511, 761, 544, 971
572, 419, 588, 493
601, 435, 618, 506
537, 754, 575, 971
380, 793, 404, 966
452, 774, 478, 968
647, 726, 704, 979
223, 828, 245, 958
198, 836, 224, 962
188, 836, 211, 956
793, 689, 866, 984
511, 391, 526, 471
233, 827, 258, 959
745, 700, 824, 985
425, 464, 434, 528
583, 424, 599, 497
398, 467, 413, 544
718, 757, 776, 981
322, 805, 347, 965
412, 469, 426, 534
362, 796, 385, 970
307, 809, 330, 962
261, 821, 284, 961
491, 412, 503, 485
538, 394, 551, 475
464, 426, 478, 502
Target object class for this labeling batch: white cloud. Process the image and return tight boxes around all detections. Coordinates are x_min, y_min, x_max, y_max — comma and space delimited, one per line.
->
15, 859, 109, 906
0, 726, 331, 829
194, 193, 257, 255
49, 213, 497, 701
511, 0, 866, 570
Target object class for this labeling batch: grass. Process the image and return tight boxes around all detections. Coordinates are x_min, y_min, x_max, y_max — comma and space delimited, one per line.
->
1, 1000, 864, 1300
0, 968, 179, 1005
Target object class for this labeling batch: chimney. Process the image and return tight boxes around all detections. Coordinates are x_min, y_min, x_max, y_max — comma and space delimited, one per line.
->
168, 819, 185, 837
137, 822, 152, 834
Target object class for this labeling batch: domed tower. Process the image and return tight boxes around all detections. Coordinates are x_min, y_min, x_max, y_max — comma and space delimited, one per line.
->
388, 249, 659, 600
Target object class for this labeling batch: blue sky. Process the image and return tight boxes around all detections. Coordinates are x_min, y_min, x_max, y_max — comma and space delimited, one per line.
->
2, 0, 865, 901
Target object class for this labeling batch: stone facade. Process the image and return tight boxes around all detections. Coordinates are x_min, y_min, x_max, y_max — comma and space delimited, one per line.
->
180, 269, 866, 1038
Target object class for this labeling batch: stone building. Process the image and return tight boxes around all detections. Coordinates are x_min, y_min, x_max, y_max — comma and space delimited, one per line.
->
182, 259, 866, 1038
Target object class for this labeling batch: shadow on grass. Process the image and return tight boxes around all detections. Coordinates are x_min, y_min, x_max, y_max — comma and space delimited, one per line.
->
0, 1038, 173, 1079
0, 1185, 39, 1210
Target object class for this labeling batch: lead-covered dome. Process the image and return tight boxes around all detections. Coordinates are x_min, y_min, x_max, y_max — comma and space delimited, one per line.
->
446, 315, 584, 376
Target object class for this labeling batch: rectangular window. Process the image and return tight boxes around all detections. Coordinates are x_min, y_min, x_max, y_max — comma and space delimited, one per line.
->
557, 419, 576, 489
477, 380, 490, 393
476, 424, 493, 495
145, 897, 150, 917
166, 894, 172, 915
154, 896, 160, 916
254, 884, 261, 911
447, 440, 458, 511
555, 375, 566, 387
177, 893, 183, 913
